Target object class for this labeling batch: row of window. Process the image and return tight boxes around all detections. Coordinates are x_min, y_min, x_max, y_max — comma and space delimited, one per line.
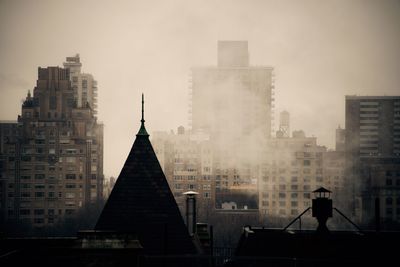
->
262, 192, 311, 199
261, 201, 311, 209
9, 207, 76, 217
174, 184, 211, 190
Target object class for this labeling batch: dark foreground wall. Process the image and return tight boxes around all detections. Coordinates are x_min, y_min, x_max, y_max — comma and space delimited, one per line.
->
0, 237, 142, 267
232, 228, 400, 267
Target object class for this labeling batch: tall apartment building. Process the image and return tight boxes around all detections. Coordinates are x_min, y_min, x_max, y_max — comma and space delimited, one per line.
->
0, 66, 103, 230
0, 121, 18, 226
63, 54, 98, 115
259, 134, 327, 220
188, 41, 274, 211
152, 127, 214, 221
190, 41, 275, 139
345, 96, 400, 226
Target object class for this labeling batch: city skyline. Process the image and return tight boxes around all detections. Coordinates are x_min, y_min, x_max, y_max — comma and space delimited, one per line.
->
1, 0, 400, 177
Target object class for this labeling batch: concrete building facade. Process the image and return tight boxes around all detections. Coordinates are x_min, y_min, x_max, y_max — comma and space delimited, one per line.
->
152, 127, 215, 221
190, 41, 275, 139
258, 131, 347, 228
345, 95, 400, 226
63, 54, 98, 115
0, 66, 104, 230
259, 135, 325, 219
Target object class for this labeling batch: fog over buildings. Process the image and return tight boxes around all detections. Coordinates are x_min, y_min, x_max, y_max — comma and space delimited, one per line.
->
1, 0, 400, 178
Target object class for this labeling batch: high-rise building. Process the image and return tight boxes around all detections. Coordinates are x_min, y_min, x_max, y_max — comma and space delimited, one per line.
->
187, 41, 274, 213
63, 54, 98, 116
0, 121, 18, 226
0, 66, 104, 230
335, 126, 345, 152
345, 95, 400, 226
190, 41, 274, 139
152, 127, 214, 221
259, 134, 326, 219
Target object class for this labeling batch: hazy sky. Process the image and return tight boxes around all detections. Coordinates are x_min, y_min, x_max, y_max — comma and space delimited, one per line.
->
1, 0, 400, 177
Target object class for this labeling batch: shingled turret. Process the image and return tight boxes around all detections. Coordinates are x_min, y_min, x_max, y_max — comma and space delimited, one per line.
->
95, 94, 196, 255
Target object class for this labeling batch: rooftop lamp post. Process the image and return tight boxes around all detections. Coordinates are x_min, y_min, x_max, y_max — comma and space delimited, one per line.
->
183, 191, 199, 235
312, 187, 333, 234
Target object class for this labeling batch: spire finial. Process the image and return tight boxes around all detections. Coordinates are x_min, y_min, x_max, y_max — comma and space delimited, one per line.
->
141, 93, 144, 124
137, 93, 149, 137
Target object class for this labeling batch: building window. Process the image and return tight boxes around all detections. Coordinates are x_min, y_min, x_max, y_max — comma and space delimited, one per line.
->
303, 160, 311, 166
21, 183, 31, 189
66, 174, 76, 180
386, 197, 393, 205
188, 184, 196, 190
35, 192, 45, 198
65, 209, 75, 215
203, 184, 211, 190
35, 165, 45, 171
20, 209, 30, 215
49, 96, 57, 109
21, 192, 31, 198
34, 184, 45, 189
35, 174, 45, 180
34, 209, 45, 215
174, 184, 182, 190
65, 193, 75, 198
387, 208, 393, 216
203, 175, 211, 180
21, 156, 31, 161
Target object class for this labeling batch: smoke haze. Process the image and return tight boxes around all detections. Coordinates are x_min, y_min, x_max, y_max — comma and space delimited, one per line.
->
1, 0, 400, 177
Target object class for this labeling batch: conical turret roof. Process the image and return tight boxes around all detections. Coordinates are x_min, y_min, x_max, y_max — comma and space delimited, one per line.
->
95, 95, 195, 255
